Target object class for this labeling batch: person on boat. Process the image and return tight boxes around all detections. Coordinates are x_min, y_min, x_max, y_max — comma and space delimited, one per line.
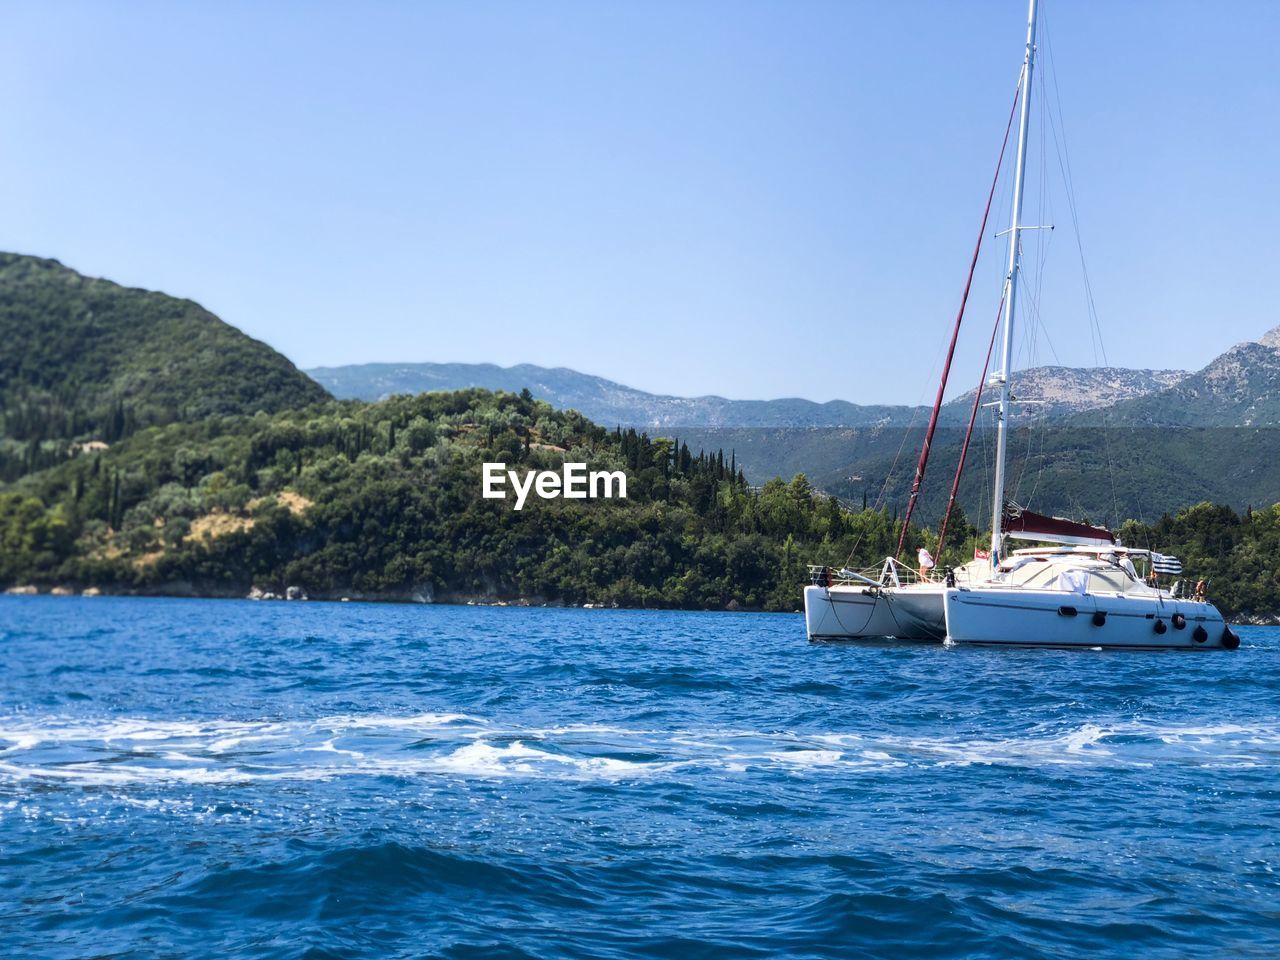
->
917, 546, 936, 581
1195, 579, 1208, 602
1113, 549, 1139, 581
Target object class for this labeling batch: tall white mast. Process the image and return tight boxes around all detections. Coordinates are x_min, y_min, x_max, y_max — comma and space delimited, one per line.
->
989, 0, 1040, 570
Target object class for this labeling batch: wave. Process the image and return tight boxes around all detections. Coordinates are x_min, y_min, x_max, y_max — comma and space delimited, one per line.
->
1, 713, 1278, 787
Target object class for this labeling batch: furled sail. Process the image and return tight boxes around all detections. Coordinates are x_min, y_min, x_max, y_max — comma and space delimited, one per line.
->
1002, 503, 1115, 546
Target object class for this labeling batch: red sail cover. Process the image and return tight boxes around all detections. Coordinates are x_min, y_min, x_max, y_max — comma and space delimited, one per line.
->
1002, 504, 1115, 546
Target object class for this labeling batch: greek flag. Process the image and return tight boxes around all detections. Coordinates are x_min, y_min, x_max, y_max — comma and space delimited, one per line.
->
1151, 553, 1183, 575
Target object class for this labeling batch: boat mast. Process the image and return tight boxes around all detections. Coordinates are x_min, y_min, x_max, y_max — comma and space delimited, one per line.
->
989, 0, 1039, 571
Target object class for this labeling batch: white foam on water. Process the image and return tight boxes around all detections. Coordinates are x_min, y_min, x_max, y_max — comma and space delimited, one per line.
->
761, 749, 844, 767
1155, 722, 1259, 743
332, 712, 486, 731
432, 740, 576, 776
1, 713, 1278, 787
859, 750, 901, 764
817, 720, 1280, 768
0, 759, 250, 786
427, 740, 688, 779
530, 723, 662, 739
1064, 723, 1112, 753
0, 733, 41, 752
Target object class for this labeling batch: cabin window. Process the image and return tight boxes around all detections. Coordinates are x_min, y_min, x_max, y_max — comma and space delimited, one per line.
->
1088, 570, 1132, 593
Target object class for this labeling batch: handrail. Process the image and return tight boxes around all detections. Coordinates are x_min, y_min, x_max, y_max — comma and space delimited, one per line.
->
808, 559, 940, 589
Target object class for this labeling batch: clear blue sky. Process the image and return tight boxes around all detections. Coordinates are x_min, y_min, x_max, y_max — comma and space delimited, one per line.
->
2, 1, 1276, 405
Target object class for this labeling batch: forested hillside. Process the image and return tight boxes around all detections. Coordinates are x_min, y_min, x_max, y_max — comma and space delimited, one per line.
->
0, 390, 914, 611
0, 253, 330, 480
7, 384, 1272, 618
2, 255, 1276, 620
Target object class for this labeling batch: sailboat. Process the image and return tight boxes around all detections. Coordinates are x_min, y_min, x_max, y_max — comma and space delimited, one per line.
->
803, 0, 1239, 650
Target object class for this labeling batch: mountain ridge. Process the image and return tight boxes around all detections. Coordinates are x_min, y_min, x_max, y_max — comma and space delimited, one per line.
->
1082, 330, 1280, 427
308, 360, 1190, 430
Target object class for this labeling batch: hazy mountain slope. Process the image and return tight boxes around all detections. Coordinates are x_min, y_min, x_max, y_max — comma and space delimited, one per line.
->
672, 425, 928, 493
812, 424, 1280, 531
679, 330, 1280, 523
307, 361, 922, 429
1091, 329, 1280, 427
948, 366, 1188, 422
309, 361, 1185, 430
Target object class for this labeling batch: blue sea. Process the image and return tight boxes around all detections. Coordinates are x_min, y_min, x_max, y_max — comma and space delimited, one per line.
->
1, 597, 1278, 959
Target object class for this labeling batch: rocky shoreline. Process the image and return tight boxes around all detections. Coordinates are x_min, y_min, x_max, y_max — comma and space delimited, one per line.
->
1, 582, 770, 612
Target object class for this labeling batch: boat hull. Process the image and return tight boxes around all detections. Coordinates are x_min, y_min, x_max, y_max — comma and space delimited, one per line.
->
804, 584, 946, 642
943, 588, 1234, 649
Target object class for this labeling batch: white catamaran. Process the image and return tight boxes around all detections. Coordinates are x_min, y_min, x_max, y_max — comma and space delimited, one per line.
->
803, 0, 1239, 650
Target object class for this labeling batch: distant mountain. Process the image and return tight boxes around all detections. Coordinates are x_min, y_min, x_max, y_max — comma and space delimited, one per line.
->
657, 332, 1280, 525
308, 360, 1185, 431
791, 328, 1280, 524
307, 361, 921, 428
951, 366, 1188, 422
1090, 327, 1280, 427
0, 253, 329, 477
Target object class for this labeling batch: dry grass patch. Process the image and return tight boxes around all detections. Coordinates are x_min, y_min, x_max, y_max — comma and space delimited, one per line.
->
277, 490, 314, 515
187, 511, 255, 542
247, 490, 314, 516
132, 549, 165, 570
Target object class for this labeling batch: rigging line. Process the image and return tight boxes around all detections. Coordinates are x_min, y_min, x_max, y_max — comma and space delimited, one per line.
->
937, 288, 1006, 562
1042, 15, 1123, 529
1041, 3, 1107, 367
844, 405, 928, 570
857, 253, 981, 547
980, 404, 993, 533
843, 422, 913, 567
845, 407, 926, 565
971, 192, 1012, 539
1020, 396, 1050, 510
1014, 105, 1053, 512
999, 42, 1057, 523
845, 279, 982, 563
881, 169, 1018, 520
893, 80, 1022, 561
1026, 82, 1060, 369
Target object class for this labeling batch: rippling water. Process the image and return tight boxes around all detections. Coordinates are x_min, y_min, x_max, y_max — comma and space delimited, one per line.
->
2, 597, 1278, 958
